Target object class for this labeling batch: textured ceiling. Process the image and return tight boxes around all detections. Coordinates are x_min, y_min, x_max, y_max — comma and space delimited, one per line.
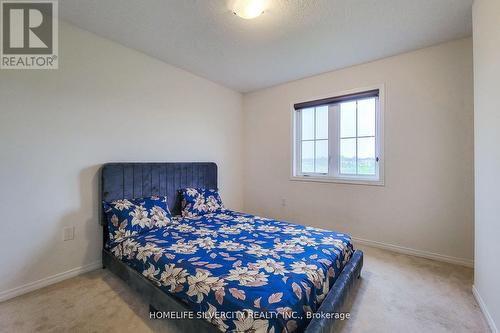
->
60, 0, 473, 92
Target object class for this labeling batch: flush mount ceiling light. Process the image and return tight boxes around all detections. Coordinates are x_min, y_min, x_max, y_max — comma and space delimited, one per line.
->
233, 0, 266, 19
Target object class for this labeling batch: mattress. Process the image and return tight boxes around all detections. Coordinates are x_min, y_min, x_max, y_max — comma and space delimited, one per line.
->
108, 210, 354, 333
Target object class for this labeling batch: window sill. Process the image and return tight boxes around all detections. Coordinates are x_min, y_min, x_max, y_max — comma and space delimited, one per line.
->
290, 175, 385, 186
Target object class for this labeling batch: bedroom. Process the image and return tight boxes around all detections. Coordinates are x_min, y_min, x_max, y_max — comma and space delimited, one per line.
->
0, 0, 498, 332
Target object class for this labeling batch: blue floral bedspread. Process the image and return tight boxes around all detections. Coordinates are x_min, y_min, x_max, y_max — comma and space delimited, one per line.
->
108, 210, 353, 333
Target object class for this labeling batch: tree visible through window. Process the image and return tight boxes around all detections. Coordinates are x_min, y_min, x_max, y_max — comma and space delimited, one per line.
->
339, 98, 377, 176
293, 89, 383, 184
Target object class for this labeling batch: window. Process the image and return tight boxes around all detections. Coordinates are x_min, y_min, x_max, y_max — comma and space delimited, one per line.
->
299, 106, 329, 174
292, 88, 383, 185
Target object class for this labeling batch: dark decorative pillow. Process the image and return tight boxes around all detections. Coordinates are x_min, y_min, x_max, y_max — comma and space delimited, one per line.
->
180, 188, 225, 217
103, 196, 172, 243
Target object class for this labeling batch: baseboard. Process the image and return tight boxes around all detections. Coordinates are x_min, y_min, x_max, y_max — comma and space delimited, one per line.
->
0, 261, 102, 303
352, 236, 474, 268
473, 285, 499, 333
0, 240, 475, 302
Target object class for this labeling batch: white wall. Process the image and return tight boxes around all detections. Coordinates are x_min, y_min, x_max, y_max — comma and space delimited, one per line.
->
473, 0, 500, 331
0, 21, 478, 304
243, 38, 474, 264
0, 23, 243, 299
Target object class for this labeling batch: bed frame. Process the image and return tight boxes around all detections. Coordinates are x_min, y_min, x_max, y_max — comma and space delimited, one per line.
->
101, 162, 363, 333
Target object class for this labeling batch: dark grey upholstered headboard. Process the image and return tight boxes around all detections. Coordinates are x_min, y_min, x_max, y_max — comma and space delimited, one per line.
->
101, 162, 217, 226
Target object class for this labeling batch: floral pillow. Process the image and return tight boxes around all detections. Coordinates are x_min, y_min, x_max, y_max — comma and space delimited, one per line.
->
103, 196, 172, 243
180, 188, 225, 217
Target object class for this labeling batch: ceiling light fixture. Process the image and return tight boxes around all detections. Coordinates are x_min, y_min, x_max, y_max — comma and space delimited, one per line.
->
233, 0, 265, 19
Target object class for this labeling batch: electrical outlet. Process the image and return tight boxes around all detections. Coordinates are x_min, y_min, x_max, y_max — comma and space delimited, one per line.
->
63, 226, 74, 241
281, 198, 287, 207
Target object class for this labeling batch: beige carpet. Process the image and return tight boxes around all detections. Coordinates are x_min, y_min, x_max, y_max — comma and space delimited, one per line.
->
0, 245, 489, 333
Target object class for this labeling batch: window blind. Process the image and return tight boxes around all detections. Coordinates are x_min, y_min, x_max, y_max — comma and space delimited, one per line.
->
294, 89, 379, 110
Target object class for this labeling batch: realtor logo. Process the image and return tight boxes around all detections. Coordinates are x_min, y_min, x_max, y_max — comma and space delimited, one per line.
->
1, 0, 58, 69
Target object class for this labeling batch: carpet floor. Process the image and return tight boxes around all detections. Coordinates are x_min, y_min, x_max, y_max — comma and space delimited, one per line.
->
0, 245, 489, 333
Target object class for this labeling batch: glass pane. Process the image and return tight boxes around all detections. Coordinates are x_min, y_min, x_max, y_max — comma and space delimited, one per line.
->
358, 137, 376, 175
358, 98, 375, 137
315, 140, 328, 173
301, 108, 314, 140
340, 138, 356, 174
301, 141, 314, 173
340, 101, 356, 138
315, 106, 328, 140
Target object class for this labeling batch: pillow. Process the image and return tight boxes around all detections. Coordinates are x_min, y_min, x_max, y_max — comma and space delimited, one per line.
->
180, 188, 225, 217
103, 196, 172, 243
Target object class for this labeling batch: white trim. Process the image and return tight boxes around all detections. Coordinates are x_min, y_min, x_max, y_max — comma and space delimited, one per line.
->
290, 84, 385, 186
472, 285, 499, 333
352, 236, 474, 268
0, 261, 102, 303
290, 175, 384, 186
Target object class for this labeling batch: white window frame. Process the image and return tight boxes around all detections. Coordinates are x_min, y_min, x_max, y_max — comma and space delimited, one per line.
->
291, 85, 385, 186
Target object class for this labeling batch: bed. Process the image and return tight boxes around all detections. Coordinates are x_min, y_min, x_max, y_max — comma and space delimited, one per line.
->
101, 162, 363, 333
